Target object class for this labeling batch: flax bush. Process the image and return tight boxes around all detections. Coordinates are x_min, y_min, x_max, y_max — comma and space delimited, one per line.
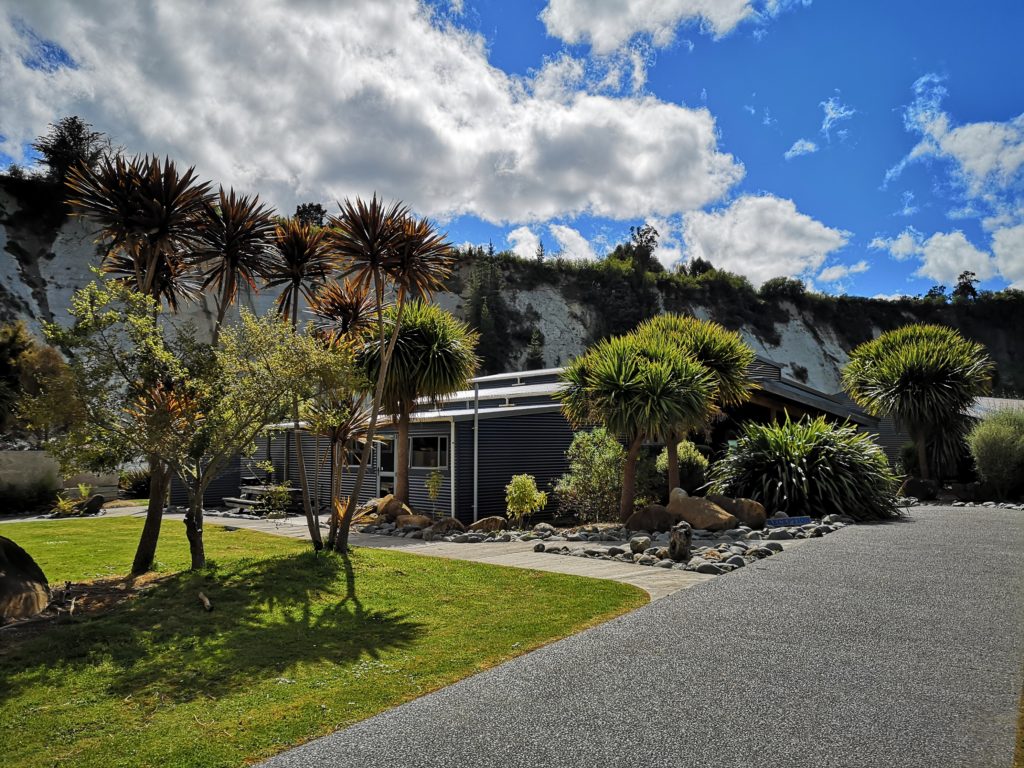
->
708, 416, 900, 521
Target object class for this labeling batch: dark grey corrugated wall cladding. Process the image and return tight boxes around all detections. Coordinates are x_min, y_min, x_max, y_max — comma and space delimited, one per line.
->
455, 421, 474, 522
472, 410, 575, 521
169, 455, 242, 507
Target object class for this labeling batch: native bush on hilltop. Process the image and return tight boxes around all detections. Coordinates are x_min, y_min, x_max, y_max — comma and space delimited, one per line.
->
709, 416, 901, 521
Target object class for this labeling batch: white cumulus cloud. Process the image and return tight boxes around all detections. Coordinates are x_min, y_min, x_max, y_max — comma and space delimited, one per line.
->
507, 226, 541, 260
548, 224, 597, 260
681, 194, 850, 287
872, 227, 1004, 284
818, 260, 868, 283
539, 0, 755, 54
784, 138, 818, 160
0, 1, 744, 225
992, 224, 1024, 288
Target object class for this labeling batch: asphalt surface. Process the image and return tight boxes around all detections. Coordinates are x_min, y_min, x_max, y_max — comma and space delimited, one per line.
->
260, 506, 1024, 768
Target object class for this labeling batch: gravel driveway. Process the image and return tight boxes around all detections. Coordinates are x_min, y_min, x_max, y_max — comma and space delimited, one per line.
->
261, 505, 1024, 768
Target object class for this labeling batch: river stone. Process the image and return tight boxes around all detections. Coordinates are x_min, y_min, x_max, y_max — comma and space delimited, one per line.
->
695, 562, 725, 575
629, 536, 652, 554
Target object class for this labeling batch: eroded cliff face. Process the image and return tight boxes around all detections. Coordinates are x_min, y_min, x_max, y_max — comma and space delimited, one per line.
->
2, 177, 1022, 395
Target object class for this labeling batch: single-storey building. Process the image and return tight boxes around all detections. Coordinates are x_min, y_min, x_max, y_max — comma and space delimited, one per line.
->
172, 356, 877, 523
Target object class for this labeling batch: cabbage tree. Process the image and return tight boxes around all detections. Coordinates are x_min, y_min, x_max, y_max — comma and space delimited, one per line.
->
843, 324, 993, 480
558, 334, 716, 520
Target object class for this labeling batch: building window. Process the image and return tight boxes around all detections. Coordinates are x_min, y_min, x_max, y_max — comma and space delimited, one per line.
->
410, 435, 448, 469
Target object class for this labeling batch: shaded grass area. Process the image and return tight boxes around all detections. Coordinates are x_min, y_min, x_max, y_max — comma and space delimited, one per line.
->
0, 518, 646, 768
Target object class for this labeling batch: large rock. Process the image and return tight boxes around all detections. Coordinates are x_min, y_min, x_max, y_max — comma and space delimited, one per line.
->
668, 521, 692, 561
0, 536, 49, 621
707, 495, 767, 529
469, 516, 508, 533
74, 493, 105, 516
623, 504, 683, 532
666, 494, 738, 532
393, 514, 433, 530
428, 517, 466, 535
357, 494, 416, 522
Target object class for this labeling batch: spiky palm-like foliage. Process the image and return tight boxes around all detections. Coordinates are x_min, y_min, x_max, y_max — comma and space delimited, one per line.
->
194, 187, 276, 342
264, 218, 339, 550
265, 219, 337, 321
843, 324, 993, 480
709, 416, 901, 522
634, 314, 756, 490
307, 278, 376, 343
66, 154, 212, 309
65, 154, 213, 574
558, 334, 716, 520
328, 197, 456, 550
358, 301, 479, 503
635, 314, 756, 407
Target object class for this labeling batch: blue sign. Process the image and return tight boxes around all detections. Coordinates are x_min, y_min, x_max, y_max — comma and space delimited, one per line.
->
764, 516, 812, 527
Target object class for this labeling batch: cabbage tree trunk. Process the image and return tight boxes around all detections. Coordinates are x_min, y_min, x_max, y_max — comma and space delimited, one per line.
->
131, 459, 170, 575
619, 436, 643, 522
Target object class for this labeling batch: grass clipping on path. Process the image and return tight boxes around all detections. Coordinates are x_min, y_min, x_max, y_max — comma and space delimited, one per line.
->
0, 518, 646, 768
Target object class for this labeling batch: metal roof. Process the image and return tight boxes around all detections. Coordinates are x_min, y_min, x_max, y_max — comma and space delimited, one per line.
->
968, 397, 1024, 419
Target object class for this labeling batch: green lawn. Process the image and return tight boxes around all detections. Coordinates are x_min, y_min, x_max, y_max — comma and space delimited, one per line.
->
0, 517, 646, 768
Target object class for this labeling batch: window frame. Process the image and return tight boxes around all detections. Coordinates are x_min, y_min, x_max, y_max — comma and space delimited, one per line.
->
409, 434, 449, 470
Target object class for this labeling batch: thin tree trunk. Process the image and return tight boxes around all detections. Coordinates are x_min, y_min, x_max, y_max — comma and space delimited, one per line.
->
666, 432, 680, 493
915, 432, 930, 481
619, 437, 643, 522
130, 458, 170, 575
290, 295, 323, 550
327, 441, 339, 549
183, 490, 206, 570
340, 282, 406, 553
211, 273, 234, 348
395, 408, 411, 504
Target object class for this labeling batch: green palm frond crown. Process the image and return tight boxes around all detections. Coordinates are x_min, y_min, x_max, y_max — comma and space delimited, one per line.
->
843, 324, 993, 429
558, 333, 717, 442
634, 313, 757, 409
358, 300, 480, 413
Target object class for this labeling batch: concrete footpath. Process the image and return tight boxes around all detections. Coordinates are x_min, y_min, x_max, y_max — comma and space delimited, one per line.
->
258, 506, 1024, 768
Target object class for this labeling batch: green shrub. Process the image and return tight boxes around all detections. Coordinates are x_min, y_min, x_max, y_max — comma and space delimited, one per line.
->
554, 428, 624, 522
119, 466, 151, 498
708, 416, 900, 521
256, 482, 293, 519
656, 440, 709, 493
505, 474, 547, 526
0, 478, 59, 515
967, 409, 1024, 498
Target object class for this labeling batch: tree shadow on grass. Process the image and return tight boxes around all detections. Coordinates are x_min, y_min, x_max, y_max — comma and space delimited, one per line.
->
0, 550, 423, 704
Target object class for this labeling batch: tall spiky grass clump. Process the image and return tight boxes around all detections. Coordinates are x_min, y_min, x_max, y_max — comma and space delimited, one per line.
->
708, 416, 901, 522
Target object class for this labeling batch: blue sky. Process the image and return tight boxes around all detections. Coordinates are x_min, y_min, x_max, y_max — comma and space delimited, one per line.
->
2, 0, 1023, 296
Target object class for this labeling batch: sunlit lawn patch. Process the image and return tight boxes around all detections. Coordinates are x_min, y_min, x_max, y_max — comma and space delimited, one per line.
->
0, 517, 646, 768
